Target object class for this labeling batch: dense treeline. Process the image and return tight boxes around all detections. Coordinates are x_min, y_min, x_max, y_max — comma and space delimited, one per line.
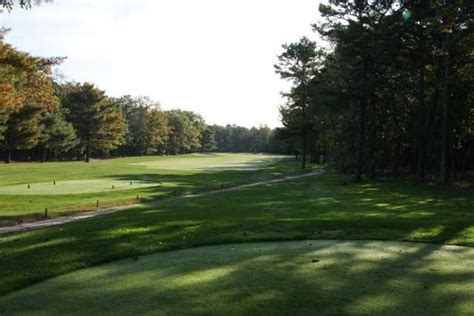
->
114, 95, 288, 157
0, 32, 286, 162
276, 0, 473, 184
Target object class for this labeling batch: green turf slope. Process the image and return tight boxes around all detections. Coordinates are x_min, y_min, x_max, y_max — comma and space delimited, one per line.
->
0, 171, 472, 296
1, 240, 472, 315
0, 179, 159, 195
0, 153, 294, 222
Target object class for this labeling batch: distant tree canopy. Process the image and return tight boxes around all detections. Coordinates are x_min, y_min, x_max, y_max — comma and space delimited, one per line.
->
0, 32, 288, 162
276, 0, 473, 184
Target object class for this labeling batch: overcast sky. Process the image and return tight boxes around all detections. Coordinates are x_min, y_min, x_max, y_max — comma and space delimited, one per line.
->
1, 0, 322, 127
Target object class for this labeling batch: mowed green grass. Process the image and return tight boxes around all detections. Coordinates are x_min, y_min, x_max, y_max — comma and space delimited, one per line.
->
0, 153, 295, 224
0, 179, 159, 195
1, 240, 472, 315
0, 171, 472, 297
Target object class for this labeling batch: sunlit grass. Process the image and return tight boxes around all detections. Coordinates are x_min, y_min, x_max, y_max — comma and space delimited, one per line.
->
0, 153, 295, 222
0, 179, 160, 195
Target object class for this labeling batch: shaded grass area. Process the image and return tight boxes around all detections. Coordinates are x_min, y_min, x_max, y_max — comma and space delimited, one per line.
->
1, 240, 473, 315
0, 153, 296, 223
0, 170, 472, 296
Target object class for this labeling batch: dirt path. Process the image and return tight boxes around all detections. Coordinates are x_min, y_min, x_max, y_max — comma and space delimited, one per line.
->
0, 169, 324, 235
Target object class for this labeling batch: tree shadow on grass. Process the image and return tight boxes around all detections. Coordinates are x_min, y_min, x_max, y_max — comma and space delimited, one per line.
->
1, 240, 472, 314
0, 170, 472, 300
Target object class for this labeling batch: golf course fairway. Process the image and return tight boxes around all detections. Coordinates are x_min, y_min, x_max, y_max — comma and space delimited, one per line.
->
1, 240, 472, 315
0, 153, 294, 222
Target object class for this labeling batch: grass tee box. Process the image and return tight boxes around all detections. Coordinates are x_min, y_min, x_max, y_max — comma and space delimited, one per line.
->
0, 179, 158, 195
1, 240, 473, 314
0, 153, 295, 224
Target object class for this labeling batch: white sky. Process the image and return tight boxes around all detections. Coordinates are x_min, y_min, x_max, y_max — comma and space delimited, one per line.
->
0, 0, 323, 128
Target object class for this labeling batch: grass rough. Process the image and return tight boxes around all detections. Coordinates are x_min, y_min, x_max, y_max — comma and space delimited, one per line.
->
0, 170, 472, 296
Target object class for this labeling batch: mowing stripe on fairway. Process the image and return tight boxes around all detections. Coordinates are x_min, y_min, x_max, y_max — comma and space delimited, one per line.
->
0, 240, 472, 315
131, 153, 288, 170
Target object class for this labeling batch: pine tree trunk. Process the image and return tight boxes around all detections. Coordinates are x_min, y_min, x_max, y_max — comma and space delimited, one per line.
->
356, 98, 366, 181
440, 31, 451, 185
302, 128, 306, 170
5, 149, 11, 164
369, 158, 376, 180
416, 140, 425, 182
301, 101, 307, 170
85, 135, 91, 163
356, 60, 369, 181
416, 62, 426, 183
310, 140, 318, 164
368, 93, 377, 180
42, 147, 48, 163
315, 145, 321, 165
